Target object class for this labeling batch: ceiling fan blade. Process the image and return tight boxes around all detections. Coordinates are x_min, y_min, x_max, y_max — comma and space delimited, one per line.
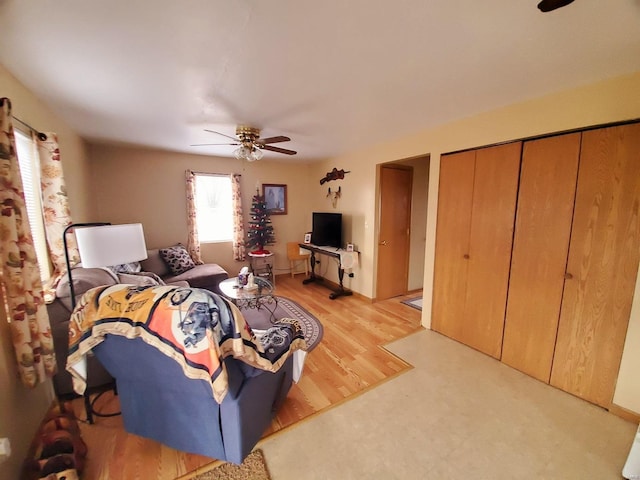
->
190, 142, 240, 147
203, 129, 240, 142
257, 135, 291, 145
537, 0, 575, 12
261, 144, 297, 155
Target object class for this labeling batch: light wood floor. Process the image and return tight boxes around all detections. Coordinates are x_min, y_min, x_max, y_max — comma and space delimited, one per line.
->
68, 276, 423, 479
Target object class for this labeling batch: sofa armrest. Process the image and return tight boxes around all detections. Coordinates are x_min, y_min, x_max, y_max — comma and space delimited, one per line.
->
48, 300, 114, 397
163, 264, 229, 295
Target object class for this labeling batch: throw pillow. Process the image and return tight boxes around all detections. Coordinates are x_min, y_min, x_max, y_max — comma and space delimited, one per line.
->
159, 244, 196, 275
108, 262, 142, 274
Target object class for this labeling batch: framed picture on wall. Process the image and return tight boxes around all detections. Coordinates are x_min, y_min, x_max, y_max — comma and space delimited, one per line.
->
263, 184, 287, 215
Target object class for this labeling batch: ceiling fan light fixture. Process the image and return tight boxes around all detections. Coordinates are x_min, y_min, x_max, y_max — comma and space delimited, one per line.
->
233, 145, 263, 162
250, 147, 264, 162
234, 145, 248, 160
197, 125, 295, 159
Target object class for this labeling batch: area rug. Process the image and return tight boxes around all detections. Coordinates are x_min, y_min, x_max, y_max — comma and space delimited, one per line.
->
401, 296, 423, 311
240, 296, 323, 351
190, 450, 271, 480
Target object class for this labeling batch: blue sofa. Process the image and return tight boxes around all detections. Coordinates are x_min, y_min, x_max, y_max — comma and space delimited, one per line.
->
91, 322, 294, 464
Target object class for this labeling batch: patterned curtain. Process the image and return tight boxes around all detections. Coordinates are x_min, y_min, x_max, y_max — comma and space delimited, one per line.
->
185, 169, 203, 264
231, 173, 246, 261
36, 132, 79, 301
0, 97, 56, 387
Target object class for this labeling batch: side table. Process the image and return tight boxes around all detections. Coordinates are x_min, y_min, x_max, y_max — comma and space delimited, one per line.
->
218, 276, 278, 322
248, 251, 275, 285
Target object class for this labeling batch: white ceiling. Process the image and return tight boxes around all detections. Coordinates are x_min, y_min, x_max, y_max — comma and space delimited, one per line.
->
1, 0, 639, 162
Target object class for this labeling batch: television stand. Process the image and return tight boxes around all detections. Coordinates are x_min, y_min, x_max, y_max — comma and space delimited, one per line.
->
299, 243, 356, 299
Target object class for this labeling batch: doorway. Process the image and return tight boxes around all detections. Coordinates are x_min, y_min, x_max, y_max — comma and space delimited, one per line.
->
375, 155, 429, 300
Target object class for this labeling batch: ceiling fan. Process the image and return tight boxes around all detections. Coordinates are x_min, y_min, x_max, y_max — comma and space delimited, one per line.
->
191, 125, 297, 161
537, 0, 575, 12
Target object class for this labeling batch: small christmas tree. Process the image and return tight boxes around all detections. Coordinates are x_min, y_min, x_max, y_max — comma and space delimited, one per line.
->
247, 190, 275, 254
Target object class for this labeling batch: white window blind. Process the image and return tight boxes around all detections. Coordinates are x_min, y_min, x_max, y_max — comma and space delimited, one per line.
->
14, 130, 51, 282
194, 174, 233, 243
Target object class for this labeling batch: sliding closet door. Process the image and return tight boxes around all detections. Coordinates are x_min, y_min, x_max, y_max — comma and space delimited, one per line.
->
432, 150, 475, 341
432, 142, 520, 359
502, 133, 580, 382
551, 123, 640, 407
463, 142, 521, 358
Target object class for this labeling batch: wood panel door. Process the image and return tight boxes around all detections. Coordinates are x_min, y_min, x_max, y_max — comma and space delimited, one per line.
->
432, 150, 475, 339
376, 165, 413, 300
550, 123, 640, 408
502, 133, 581, 382
463, 142, 521, 358
432, 142, 521, 358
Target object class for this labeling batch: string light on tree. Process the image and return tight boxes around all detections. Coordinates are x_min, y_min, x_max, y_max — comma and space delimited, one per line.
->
247, 189, 275, 254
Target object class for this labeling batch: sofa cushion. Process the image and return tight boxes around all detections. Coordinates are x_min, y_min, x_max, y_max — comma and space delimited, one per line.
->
163, 263, 228, 294
140, 248, 170, 277
159, 244, 196, 275
116, 272, 162, 287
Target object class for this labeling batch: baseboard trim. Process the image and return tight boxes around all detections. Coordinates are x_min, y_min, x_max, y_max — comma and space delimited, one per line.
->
609, 403, 640, 424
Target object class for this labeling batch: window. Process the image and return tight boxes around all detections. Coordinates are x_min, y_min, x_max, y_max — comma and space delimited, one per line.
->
194, 174, 233, 243
14, 129, 51, 282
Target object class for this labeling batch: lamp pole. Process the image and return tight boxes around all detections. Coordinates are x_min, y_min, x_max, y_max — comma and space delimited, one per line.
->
62, 222, 109, 310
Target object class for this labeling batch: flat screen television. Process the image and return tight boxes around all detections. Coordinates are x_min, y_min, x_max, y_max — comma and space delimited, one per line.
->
311, 212, 342, 248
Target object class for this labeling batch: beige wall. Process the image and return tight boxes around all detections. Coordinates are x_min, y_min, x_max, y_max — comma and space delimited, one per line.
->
305, 162, 375, 295
314, 71, 640, 414
88, 143, 313, 276
0, 63, 91, 480
0, 67, 93, 222
614, 273, 640, 413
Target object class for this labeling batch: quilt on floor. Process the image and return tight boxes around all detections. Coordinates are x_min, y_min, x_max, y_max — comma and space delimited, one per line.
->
66, 284, 306, 403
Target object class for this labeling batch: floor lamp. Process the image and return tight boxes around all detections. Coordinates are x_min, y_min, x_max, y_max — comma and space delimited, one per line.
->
63, 222, 148, 422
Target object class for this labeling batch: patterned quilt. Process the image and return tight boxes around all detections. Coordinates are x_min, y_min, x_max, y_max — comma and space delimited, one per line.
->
66, 284, 307, 403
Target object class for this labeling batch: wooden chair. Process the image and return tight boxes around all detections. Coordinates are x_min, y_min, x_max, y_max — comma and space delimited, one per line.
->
287, 242, 310, 278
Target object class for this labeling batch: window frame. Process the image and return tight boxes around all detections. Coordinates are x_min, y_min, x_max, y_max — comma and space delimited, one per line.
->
13, 128, 52, 282
193, 172, 234, 244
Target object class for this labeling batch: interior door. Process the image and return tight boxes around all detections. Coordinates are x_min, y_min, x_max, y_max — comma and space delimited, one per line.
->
432, 150, 475, 339
432, 143, 520, 357
550, 123, 640, 408
502, 133, 581, 382
376, 165, 412, 300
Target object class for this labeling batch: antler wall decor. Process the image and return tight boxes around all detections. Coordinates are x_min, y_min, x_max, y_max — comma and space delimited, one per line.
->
327, 186, 341, 208
320, 168, 350, 185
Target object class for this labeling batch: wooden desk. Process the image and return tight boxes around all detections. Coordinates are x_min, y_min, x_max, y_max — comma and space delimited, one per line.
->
298, 243, 357, 299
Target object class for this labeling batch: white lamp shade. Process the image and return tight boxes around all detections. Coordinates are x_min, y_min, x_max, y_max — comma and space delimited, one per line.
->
75, 223, 148, 268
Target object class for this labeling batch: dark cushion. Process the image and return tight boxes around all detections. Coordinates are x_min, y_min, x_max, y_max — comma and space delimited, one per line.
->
159, 244, 196, 275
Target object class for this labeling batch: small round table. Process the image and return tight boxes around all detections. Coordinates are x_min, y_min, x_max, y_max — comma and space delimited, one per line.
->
218, 276, 278, 322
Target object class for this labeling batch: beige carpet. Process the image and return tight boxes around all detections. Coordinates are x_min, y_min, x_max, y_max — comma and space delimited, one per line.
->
190, 450, 270, 480
261, 329, 637, 479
